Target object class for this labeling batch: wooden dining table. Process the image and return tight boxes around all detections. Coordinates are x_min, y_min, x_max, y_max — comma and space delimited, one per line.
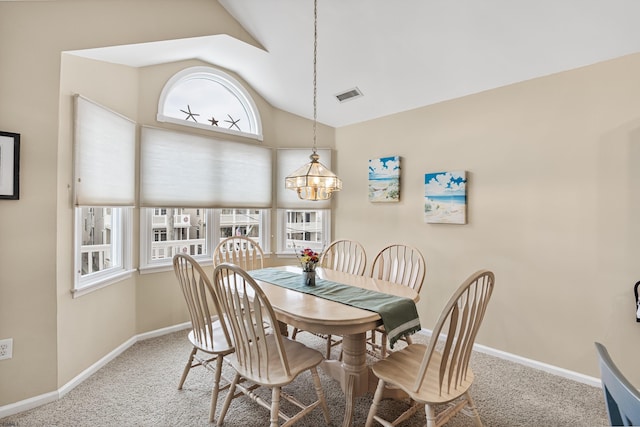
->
250, 265, 420, 427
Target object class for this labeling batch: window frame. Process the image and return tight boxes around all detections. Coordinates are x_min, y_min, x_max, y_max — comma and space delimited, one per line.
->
276, 208, 331, 257
72, 95, 135, 297
73, 206, 133, 297
139, 208, 270, 273
156, 66, 263, 141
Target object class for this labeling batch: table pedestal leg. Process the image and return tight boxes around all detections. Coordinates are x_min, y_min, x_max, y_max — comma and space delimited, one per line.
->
321, 332, 368, 427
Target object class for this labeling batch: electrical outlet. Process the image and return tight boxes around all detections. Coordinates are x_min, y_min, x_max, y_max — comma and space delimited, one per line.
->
0, 338, 13, 360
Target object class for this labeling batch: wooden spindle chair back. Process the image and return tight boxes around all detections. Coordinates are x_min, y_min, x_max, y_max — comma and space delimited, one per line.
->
213, 236, 264, 271
320, 239, 367, 276
370, 244, 426, 291
415, 270, 494, 396
212, 263, 331, 426
172, 254, 234, 423
213, 263, 289, 381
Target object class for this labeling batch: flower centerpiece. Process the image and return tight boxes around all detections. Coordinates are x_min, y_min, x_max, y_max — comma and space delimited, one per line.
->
295, 247, 321, 286
298, 247, 320, 272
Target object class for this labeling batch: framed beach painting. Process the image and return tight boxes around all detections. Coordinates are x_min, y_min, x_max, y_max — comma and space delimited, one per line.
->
424, 171, 467, 224
369, 156, 400, 202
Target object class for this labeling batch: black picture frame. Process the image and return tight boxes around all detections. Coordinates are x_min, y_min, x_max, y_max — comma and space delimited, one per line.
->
0, 131, 20, 200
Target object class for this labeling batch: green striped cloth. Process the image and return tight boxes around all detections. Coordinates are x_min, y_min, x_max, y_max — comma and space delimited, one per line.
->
249, 268, 421, 348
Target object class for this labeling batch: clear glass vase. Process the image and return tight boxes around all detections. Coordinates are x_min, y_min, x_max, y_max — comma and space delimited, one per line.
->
303, 270, 316, 286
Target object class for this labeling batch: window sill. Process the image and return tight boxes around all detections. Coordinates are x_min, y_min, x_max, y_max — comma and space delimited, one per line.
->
275, 252, 297, 258
72, 269, 135, 298
138, 254, 274, 275
139, 257, 213, 275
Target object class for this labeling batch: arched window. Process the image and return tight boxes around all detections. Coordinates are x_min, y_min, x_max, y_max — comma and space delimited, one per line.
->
157, 66, 262, 141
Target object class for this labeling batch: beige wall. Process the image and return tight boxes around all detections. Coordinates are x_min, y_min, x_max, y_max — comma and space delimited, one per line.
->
0, 0, 323, 407
334, 52, 640, 384
1, 0, 639, 413
57, 54, 140, 387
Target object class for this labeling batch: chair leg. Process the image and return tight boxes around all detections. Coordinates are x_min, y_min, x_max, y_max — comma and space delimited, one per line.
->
291, 327, 299, 340
325, 335, 333, 359
310, 367, 331, 424
365, 378, 387, 427
381, 332, 388, 358
271, 386, 281, 427
178, 346, 197, 389
425, 404, 437, 427
217, 373, 240, 427
208, 356, 224, 423
464, 391, 483, 427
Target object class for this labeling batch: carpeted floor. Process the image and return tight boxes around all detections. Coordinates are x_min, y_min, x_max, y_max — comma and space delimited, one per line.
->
0, 329, 608, 426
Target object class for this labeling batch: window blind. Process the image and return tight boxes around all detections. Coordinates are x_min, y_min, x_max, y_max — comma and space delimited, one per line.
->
73, 95, 136, 206
277, 148, 333, 209
140, 126, 272, 208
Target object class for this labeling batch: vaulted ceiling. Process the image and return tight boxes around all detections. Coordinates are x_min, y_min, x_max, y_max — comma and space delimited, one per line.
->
71, 0, 640, 128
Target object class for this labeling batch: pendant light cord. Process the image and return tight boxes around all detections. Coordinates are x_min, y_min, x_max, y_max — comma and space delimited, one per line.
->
312, 0, 318, 155
284, 0, 342, 200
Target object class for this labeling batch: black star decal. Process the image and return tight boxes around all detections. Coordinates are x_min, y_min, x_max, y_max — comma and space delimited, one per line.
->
180, 105, 199, 122
208, 116, 219, 126
224, 114, 241, 131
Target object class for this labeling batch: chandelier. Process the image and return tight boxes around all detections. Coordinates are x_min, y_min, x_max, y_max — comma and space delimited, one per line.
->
285, 0, 342, 201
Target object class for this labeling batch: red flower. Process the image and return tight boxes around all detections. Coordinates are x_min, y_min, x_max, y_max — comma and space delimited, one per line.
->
298, 247, 320, 271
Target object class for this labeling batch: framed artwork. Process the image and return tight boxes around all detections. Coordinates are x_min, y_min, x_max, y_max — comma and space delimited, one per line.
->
369, 156, 400, 202
424, 171, 467, 224
0, 131, 20, 200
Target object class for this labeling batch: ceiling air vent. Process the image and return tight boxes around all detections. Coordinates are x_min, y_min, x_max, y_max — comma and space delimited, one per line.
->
335, 87, 363, 103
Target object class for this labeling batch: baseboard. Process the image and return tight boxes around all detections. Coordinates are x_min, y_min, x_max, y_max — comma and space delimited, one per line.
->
1, 323, 600, 419
0, 391, 59, 420
136, 321, 191, 341
0, 322, 191, 419
415, 329, 601, 388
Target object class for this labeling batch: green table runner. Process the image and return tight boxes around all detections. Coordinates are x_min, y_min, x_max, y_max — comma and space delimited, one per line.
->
249, 268, 421, 348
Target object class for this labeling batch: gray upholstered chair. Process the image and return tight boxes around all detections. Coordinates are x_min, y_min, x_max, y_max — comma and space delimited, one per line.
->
595, 342, 640, 427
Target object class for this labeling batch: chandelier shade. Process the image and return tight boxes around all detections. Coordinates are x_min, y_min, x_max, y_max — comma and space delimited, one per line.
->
285, 0, 342, 201
285, 151, 342, 201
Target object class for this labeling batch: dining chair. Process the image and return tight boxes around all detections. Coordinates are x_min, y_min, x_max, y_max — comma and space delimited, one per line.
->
213, 235, 264, 270
173, 254, 235, 423
291, 238, 367, 359
319, 239, 367, 275
212, 262, 331, 427
366, 269, 495, 427
367, 243, 426, 358
594, 342, 640, 427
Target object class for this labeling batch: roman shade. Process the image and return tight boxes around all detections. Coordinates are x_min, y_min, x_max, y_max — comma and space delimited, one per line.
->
140, 126, 272, 208
73, 95, 136, 206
